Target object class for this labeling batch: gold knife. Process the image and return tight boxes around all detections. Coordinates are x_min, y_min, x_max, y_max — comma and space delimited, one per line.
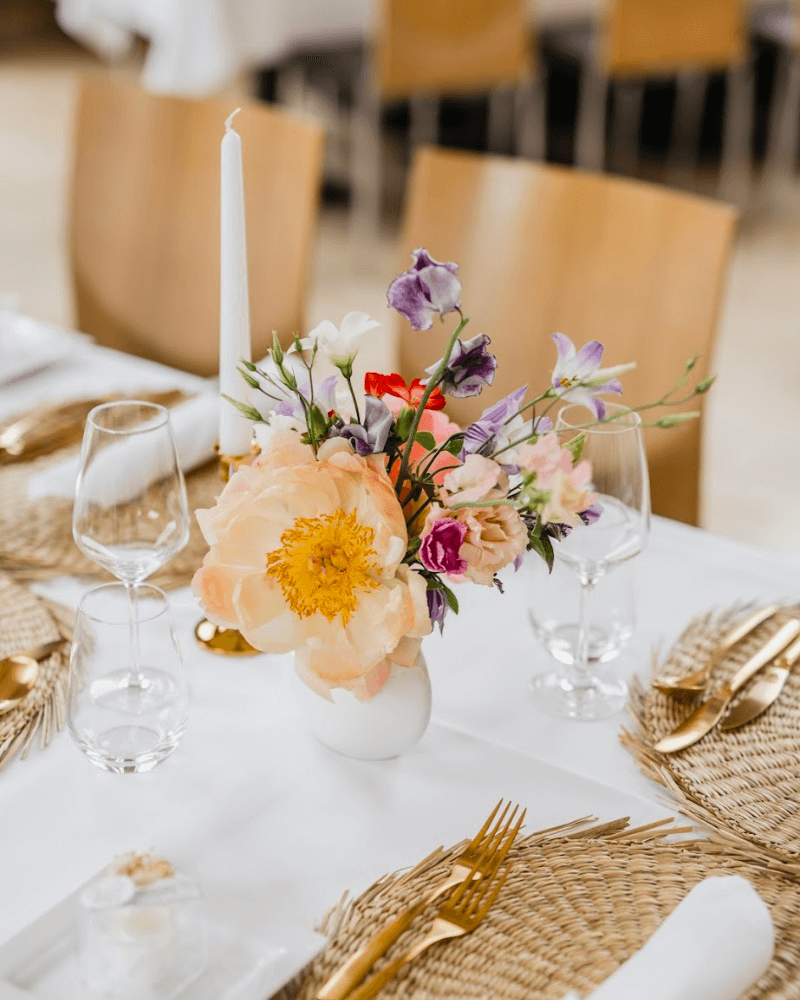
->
653, 604, 781, 693
653, 618, 800, 754
719, 634, 800, 731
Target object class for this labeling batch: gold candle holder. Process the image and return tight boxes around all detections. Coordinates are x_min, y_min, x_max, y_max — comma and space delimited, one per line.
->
194, 442, 262, 656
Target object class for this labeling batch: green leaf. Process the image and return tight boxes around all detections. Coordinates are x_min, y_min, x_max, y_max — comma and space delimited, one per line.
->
394, 407, 414, 442
528, 533, 554, 572
221, 394, 265, 422
238, 369, 260, 389
564, 432, 586, 464
442, 434, 465, 457
413, 431, 437, 451
441, 583, 459, 615
309, 405, 329, 438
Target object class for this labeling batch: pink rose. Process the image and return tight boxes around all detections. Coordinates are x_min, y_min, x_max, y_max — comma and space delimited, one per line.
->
441, 454, 506, 506
515, 433, 572, 488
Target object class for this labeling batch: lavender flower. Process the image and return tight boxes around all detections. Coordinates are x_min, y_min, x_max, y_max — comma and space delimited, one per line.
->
426, 334, 497, 398
333, 395, 393, 456
387, 248, 462, 331
426, 588, 448, 633
462, 385, 528, 455
419, 519, 468, 574
551, 333, 634, 420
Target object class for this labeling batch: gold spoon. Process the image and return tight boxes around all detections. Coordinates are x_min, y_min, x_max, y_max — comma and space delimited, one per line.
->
0, 639, 66, 715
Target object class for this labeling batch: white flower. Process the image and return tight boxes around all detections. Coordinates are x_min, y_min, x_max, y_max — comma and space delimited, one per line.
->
491, 414, 532, 468
253, 414, 305, 451
307, 312, 380, 368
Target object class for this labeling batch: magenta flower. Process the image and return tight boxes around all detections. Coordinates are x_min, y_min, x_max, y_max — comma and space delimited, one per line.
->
419, 518, 468, 574
426, 334, 497, 398
387, 248, 462, 330
551, 333, 633, 420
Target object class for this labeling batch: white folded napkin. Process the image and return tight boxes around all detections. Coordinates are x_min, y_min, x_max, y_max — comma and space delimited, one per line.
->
28, 392, 220, 501
561, 875, 774, 1000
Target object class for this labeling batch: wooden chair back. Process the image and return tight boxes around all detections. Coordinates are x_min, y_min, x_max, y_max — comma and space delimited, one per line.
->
398, 147, 737, 525
604, 0, 746, 77
70, 76, 325, 376
377, 0, 532, 98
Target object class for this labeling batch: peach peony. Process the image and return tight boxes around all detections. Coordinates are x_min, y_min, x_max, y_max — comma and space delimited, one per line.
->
193, 433, 431, 699
421, 500, 528, 587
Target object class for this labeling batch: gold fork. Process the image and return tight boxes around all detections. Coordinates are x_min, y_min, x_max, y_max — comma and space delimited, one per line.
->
317, 800, 524, 1000
343, 853, 513, 1000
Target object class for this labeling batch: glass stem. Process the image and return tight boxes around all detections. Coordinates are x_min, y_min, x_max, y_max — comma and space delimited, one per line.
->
124, 582, 144, 685
570, 576, 597, 690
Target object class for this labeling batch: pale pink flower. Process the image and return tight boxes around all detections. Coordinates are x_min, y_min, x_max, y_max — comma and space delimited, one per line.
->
441, 454, 506, 506
516, 432, 572, 488
540, 460, 596, 527
194, 436, 431, 700
421, 501, 527, 587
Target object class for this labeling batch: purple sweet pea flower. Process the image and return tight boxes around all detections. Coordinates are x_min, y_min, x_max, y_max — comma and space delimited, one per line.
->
387, 249, 462, 331
274, 375, 338, 420
551, 333, 634, 420
426, 587, 448, 633
580, 502, 603, 525
425, 334, 497, 399
419, 519, 468, 575
462, 385, 528, 455
333, 395, 393, 456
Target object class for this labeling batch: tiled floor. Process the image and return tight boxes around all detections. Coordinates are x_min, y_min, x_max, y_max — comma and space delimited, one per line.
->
2, 42, 799, 556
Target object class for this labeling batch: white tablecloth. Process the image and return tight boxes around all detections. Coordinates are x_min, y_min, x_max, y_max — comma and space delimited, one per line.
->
2, 340, 798, 956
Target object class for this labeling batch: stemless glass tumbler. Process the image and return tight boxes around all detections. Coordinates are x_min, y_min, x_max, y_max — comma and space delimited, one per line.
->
68, 583, 189, 772
531, 402, 650, 721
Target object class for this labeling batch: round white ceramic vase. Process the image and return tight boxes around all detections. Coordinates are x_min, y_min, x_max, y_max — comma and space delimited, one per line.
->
291, 648, 431, 760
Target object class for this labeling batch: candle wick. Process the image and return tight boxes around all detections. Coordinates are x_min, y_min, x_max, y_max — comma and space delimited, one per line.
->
224, 108, 242, 132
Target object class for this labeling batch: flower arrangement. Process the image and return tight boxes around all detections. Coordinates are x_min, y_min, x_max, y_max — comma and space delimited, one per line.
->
193, 249, 712, 700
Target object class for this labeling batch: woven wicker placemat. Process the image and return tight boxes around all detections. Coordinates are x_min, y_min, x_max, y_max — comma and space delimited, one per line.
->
0, 413, 220, 591
281, 817, 800, 1000
622, 603, 800, 868
0, 572, 74, 769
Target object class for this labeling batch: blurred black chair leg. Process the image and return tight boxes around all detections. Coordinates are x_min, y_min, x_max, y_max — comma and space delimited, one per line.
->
488, 87, 516, 155
574, 58, 608, 170
409, 95, 439, 148
608, 79, 644, 176
666, 70, 708, 190
719, 60, 755, 209
759, 46, 800, 207
514, 74, 546, 160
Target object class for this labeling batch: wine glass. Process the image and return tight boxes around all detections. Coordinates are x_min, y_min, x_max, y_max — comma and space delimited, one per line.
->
531, 401, 650, 720
72, 401, 190, 710
68, 583, 189, 772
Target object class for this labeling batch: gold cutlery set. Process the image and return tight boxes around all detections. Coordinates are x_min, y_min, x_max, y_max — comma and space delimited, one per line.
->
318, 800, 524, 1000
653, 605, 800, 753
0, 639, 67, 714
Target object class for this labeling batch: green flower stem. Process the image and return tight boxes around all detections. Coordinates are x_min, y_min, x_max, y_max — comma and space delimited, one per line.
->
345, 374, 361, 424
447, 498, 515, 510
503, 389, 554, 426
417, 432, 464, 478
395, 313, 469, 496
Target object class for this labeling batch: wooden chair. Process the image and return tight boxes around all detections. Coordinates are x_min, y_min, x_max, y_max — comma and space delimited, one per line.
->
571, 0, 751, 204
70, 76, 325, 376
351, 0, 543, 249
398, 147, 737, 525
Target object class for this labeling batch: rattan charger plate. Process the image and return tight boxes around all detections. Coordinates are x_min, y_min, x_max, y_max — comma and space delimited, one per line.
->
623, 603, 800, 868
283, 818, 800, 1000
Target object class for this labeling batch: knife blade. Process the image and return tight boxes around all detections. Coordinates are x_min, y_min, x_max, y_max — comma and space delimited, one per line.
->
719, 634, 800, 731
653, 618, 800, 753
653, 603, 781, 693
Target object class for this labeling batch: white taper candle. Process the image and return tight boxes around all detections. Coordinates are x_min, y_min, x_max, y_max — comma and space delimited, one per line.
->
219, 108, 253, 456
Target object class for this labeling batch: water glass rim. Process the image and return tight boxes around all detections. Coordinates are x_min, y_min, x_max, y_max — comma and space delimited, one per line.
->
77, 582, 169, 625
556, 401, 642, 433
87, 400, 169, 436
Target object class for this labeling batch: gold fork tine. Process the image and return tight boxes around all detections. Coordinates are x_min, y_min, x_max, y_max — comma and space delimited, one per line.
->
450, 807, 525, 912
345, 859, 515, 1000
318, 802, 524, 1000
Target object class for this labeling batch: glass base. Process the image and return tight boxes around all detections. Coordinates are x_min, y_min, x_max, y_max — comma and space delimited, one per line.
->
74, 726, 184, 773
531, 667, 628, 721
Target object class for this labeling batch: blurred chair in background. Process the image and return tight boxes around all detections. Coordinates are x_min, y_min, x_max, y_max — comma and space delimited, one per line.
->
70, 76, 325, 375
571, 0, 751, 203
398, 146, 737, 525
351, 0, 543, 251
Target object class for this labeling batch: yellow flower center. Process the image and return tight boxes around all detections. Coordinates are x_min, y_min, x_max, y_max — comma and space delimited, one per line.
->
265, 509, 379, 625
